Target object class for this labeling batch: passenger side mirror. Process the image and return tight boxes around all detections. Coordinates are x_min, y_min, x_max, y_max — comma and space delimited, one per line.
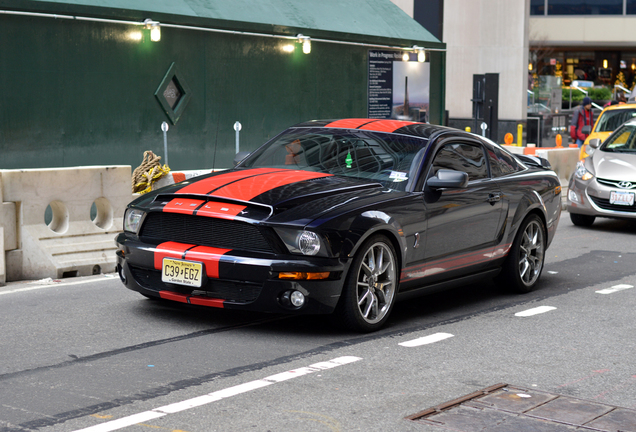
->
233, 151, 251, 166
426, 169, 469, 190
588, 138, 601, 149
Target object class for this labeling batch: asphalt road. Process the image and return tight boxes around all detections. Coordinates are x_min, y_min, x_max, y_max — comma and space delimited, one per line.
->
1, 213, 635, 432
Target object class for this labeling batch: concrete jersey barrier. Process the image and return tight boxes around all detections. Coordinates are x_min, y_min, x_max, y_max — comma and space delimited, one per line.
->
0, 166, 132, 284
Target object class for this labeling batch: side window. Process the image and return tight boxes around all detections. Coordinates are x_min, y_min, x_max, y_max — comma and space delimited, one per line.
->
488, 146, 522, 177
429, 143, 489, 181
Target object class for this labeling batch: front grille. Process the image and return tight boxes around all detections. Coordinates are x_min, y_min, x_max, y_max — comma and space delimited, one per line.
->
589, 195, 636, 213
129, 265, 262, 303
597, 178, 636, 190
140, 212, 273, 253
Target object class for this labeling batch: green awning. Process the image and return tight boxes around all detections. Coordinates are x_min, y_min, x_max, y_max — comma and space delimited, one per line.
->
5, 0, 441, 46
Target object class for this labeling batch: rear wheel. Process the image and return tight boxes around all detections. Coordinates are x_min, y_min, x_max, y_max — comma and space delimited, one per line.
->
497, 214, 545, 293
570, 212, 595, 227
336, 235, 398, 332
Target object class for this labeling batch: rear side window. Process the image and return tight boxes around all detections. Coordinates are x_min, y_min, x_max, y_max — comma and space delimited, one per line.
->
429, 143, 488, 181
488, 146, 522, 177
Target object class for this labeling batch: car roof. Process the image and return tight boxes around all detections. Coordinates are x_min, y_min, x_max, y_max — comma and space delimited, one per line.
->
600, 102, 636, 113
290, 118, 457, 140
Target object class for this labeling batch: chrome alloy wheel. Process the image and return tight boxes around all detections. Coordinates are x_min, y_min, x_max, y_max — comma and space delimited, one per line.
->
518, 219, 545, 286
356, 241, 397, 324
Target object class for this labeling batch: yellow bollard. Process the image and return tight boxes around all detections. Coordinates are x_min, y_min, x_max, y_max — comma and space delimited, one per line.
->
465, 126, 471, 133
517, 124, 523, 147
504, 133, 513, 145
556, 134, 563, 148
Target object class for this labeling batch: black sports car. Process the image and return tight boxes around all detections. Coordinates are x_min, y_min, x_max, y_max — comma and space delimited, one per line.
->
115, 119, 562, 332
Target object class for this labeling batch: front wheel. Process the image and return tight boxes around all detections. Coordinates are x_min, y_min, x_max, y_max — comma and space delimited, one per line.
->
335, 235, 398, 332
497, 214, 546, 293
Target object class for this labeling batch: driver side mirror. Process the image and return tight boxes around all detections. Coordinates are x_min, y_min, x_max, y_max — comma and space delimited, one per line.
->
588, 138, 601, 149
426, 169, 469, 190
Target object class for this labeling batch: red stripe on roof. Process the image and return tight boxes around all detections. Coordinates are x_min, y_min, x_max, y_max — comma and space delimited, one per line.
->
325, 119, 374, 129
184, 246, 231, 278
175, 168, 281, 195
211, 169, 331, 201
358, 120, 417, 133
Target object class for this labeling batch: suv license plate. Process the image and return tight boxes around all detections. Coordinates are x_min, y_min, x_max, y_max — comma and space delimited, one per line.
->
162, 258, 203, 287
610, 190, 635, 206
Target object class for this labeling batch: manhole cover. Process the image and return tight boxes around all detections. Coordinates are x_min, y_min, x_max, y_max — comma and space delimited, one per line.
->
406, 383, 636, 431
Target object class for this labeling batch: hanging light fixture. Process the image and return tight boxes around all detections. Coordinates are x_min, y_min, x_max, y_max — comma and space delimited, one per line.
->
144, 19, 161, 42
296, 34, 311, 54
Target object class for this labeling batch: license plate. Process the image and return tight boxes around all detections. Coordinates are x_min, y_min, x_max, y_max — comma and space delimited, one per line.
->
162, 258, 203, 287
610, 190, 635, 206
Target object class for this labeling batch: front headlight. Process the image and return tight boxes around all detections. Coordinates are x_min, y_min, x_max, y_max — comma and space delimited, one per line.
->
275, 228, 327, 256
574, 160, 594, 181
124, 208, 145, 234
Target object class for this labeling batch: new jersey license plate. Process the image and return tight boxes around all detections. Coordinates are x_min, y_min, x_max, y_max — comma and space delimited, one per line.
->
610, 190, 635, 206
162, 258, 203, 287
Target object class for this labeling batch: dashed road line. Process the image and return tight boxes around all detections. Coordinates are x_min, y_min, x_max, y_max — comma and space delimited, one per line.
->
71, 356, 361, 432
596, 284, 634, 295
514, 306, 556, 317
399, 332, 454, 347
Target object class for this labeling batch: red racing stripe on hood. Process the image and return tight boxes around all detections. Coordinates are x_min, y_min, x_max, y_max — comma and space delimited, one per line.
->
184, 246, 231, 278
162, 198, 205, 215
358, 120, 417, 133
211, 169, 332, 201
195, 202, 246, 219
175, 168, 282, 195
154, 242, 193, 270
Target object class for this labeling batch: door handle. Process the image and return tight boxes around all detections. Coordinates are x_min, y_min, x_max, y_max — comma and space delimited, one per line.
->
488, 193, 501, 204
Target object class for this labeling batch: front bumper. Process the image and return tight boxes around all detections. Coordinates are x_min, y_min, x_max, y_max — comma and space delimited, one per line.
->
567, 176, 636, 219
115, 233, 348, 315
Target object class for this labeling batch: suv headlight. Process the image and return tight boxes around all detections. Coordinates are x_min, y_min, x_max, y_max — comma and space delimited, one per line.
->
276, 228, 327, 256
574, 160, 594, 181
124, 209, 145, 234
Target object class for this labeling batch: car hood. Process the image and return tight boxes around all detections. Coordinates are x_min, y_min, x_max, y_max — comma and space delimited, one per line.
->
592, 152, 636, 181
132, 168, 393, 224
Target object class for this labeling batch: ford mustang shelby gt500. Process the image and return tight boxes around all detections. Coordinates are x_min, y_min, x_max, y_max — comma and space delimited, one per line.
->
116, 119, 561, 332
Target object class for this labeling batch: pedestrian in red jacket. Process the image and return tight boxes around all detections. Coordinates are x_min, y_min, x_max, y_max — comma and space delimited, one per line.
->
570, 97, 594, 147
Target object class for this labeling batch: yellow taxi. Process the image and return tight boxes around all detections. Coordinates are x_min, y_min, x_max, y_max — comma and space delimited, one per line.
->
579, 103, 636, 159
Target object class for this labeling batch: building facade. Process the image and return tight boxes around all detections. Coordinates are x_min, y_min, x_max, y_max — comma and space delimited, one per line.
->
0, 0, 444, 169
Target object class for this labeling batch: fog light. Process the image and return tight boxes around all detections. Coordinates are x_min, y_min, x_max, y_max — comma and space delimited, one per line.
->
290, 290, 305, 307
568, 190, 579, 204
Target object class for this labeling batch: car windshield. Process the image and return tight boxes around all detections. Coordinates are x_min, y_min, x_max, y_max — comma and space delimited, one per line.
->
240, 128, 429, 191
601, 124, 636, 152
595, 108, 636, 132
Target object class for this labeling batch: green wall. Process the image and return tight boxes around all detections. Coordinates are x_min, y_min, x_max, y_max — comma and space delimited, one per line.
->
0, 13, 444, 170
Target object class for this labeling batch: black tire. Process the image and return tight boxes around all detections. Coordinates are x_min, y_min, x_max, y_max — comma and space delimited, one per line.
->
497, 214, 546, 294
335, 235, 398, 332
570, 212, 595, 227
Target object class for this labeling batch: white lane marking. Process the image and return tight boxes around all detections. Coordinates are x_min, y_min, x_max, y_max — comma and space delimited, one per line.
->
0, 278, 107, 296
515, 306, 556, 317
596, 284, 634, 295
71, 356, 361, 432
73, 411, 165, 432
399, 332, 454, 347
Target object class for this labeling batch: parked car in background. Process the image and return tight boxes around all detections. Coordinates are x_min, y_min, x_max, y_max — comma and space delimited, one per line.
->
568, 118, 636, 226
579, 103, 636, 159
116, 119, 562, 332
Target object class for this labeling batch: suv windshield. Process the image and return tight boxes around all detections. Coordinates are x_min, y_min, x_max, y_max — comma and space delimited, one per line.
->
601, 124, 636, 152
595, 108, 636, 132
240, 128, 429, 191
